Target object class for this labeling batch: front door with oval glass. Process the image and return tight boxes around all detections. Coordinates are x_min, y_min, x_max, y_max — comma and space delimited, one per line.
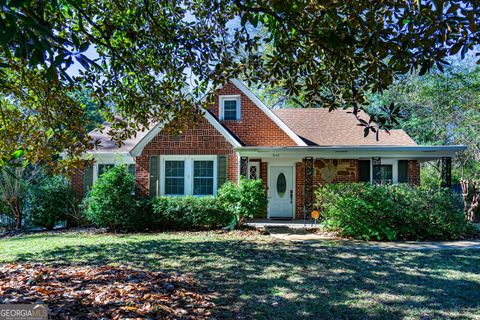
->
268, 166, 294, 219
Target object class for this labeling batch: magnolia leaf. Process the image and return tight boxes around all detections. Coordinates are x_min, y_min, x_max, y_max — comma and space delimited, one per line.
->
11, 149, 24, 160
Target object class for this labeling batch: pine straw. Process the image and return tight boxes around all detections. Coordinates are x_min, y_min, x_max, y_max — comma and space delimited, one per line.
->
0, 263, 214, 319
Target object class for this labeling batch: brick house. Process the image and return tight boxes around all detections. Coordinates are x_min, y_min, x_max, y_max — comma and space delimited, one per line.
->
71, 80, 466, 219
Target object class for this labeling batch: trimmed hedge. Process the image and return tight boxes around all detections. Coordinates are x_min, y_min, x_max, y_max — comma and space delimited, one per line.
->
83, 165, 266, 231
152, 196, 234, 229
315, 183, 468, 241
152, 178, 267, 230
217, 178, 268, 225
83, 165, 142, 231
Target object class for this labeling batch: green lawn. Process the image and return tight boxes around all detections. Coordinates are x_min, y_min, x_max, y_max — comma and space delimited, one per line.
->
1, 230, 479, 319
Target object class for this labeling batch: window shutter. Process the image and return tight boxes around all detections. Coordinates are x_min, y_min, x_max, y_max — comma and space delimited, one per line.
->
149, 156, 159, 196
358, 160, 371, 182
128, 164, 135, 177
83, 165, 93, 195
217, 155, 227, 190
398, 160, 409, 183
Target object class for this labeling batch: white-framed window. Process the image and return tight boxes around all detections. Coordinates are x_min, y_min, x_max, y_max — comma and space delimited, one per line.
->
160, 155, 217, 196
370, 159, 398, 184
248, 162, 260, 180
93, 163, 135, 183
219, 95, 241, 121
164, 160, 185, 195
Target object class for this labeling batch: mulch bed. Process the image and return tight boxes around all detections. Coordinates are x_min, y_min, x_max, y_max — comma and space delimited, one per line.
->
0, 263, 214, 319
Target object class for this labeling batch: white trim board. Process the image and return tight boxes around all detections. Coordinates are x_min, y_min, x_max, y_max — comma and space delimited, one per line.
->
203, 111, 243, 147
159, 155, 218, 196
230, 79, 307, 146
219, 95, 241, 121
89, 152, 135, 164
130, 122, 166, 157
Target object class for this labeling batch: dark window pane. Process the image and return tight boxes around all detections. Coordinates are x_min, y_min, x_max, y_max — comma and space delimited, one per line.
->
165, 178, 184, 195
223, 100, 237, 120
249, 165, 259, 179
193, 178, 214, 195
194, 161, 214, 177
373, 165, 393, 184
165, 161, 185, 195
193, 161, 214, 195
165, 161, 184, 177
277, 173, 286, 197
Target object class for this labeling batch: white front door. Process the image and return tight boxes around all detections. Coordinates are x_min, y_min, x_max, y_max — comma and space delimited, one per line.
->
268, 166, 294, 219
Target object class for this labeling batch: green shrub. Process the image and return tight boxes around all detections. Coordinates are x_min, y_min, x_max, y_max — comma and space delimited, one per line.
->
83, 165, 141, 231
25, 175, 77, 230
152, 196, 233, 229
217, 177, 268, 226
315, 183, 467, 241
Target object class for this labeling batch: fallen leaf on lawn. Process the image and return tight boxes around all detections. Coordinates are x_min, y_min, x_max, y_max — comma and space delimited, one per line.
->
0, 263, 214, 319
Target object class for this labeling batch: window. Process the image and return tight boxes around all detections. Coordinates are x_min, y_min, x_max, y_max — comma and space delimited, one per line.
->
276, 172, 287, 197
373, 164, 393, 184
248, 162, 260, 180
160, 156, 217, 196
193, 161, 214, 195
164, 160, 185, 195
94, 164, 135, 182
98, 164, 115, 177
220, 95, 241, 120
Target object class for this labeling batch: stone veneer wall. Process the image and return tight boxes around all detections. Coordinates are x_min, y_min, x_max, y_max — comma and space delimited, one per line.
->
294, 159, 358, 218
294, 159, 421, 219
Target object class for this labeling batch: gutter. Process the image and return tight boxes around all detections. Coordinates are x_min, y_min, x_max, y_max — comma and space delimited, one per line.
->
234, 145, 467, 160
234, 145, 468, 152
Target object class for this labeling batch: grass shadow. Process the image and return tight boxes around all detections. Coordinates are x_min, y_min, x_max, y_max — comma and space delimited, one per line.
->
5, 234, 480, 319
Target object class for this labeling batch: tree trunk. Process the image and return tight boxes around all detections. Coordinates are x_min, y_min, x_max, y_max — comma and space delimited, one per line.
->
468, 181, 479, 222
13, 197, 22, 230
461, 179, 479, 222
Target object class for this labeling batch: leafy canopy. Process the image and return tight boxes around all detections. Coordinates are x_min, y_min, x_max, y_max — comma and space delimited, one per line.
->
1, 0, 479, 169
369, 59, 480, 180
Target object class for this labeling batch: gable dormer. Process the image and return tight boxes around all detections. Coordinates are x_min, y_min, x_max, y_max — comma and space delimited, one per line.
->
212, 80, 305, 147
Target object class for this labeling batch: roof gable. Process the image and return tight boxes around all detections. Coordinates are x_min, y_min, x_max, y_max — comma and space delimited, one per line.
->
229, 80, 307, 146
89, 112, 243, 156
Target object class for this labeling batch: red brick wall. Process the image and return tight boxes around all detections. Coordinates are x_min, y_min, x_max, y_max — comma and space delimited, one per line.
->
260, 161, 268, 189
210, 83, 297, 146
135, 116, 238, 196
408, 160, 420, 186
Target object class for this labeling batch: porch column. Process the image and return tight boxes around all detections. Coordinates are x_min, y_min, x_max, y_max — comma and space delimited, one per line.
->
240, 156, 248, 178
304, 157, 314, 214
441, 157, 452, 188
372, 157, 381, 184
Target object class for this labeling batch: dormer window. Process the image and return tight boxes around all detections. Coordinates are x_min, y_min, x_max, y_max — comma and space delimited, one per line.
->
219, 95, 241, 121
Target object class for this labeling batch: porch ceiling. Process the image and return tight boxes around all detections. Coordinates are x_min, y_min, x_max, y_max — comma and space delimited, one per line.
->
235, 145, 467, 160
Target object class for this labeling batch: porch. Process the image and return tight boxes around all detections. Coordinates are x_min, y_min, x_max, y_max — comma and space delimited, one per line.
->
238, 145, 465, 220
